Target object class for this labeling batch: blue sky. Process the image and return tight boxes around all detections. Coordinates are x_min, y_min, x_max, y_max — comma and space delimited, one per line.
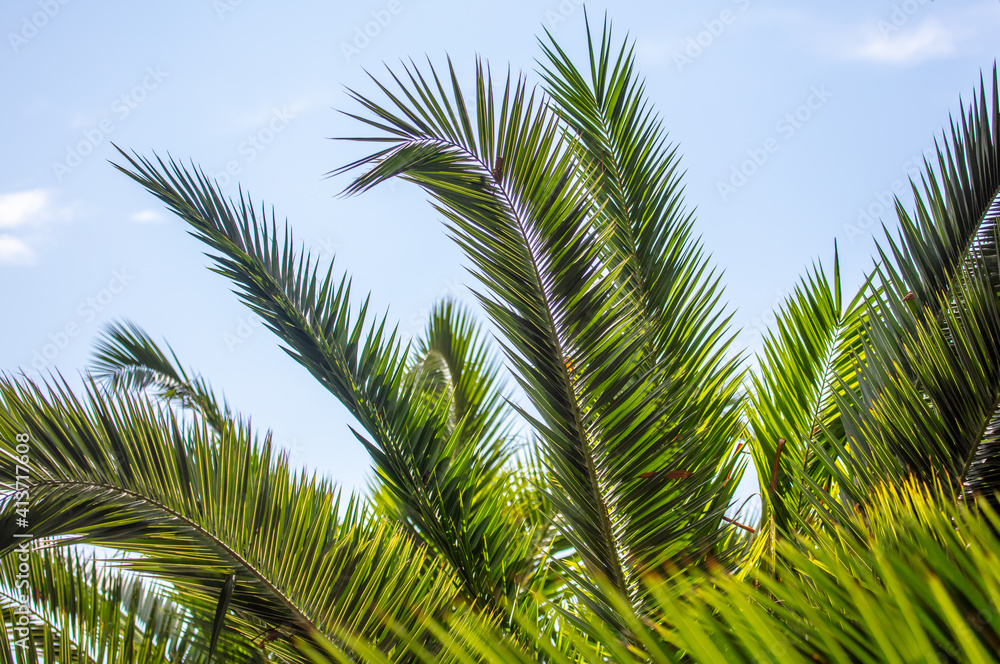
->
2, 1, 999, 511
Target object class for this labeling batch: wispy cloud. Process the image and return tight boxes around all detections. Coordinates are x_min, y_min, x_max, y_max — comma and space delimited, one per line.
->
130, 209, 162, 223
682, 3, 1000, 67
846, 19, 958, 65
0, 236, 35, 265
840, 3, 1000, 66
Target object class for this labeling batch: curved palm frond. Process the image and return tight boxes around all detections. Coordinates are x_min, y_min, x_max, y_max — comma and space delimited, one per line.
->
0, 375, 458, 662
91, 319, 230, 433
333, 51, 745, 625
0, 547, 263, 664
110, 151, 538, 621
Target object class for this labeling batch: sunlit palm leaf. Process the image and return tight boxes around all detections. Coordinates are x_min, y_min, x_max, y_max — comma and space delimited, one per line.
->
112, 151, 537, 622
334, 53, 745, 625
0, 375, 458, 662
744, 249, 872, 560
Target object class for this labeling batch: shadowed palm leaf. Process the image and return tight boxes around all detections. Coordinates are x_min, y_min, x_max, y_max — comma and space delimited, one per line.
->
0, 547, 265, 663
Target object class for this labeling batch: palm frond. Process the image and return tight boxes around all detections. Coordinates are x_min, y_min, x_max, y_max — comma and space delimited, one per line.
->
537, 13, 749, 570
407, 298, 510, 450
334, 53, 745, 624
0, 375, 458, 661
834, 251, 1000, 501
326, 480, 1000, 663
744, 248, 872, 557
537, 15, 734, 370
91, 319, 230, 432
885, 65, 1000, 307
111, 150, 538, 621
805, 68, 1000, 506
0, 546, 263, 664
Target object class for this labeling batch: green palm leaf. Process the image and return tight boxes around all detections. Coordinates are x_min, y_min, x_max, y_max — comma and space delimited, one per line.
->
0, 375, 458, 661
327, 481, 1000, 663
744, 248, 873, 557
111, 150, 537, 621
91, 319, 230, 433
334, 51, 744, 624
0, 546, 262, 664
816, 68, 1000, 505
885, 65, 1000, 307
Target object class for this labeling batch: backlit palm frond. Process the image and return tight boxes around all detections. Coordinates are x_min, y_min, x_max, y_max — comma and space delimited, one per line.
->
833, 251, 1000, 503
744, 248, 872, 559
0, 375, 459, 662
91, 319, 230, 433
0, 547, 262, 664
112, 150, 536, 621
334, 55, 744, 624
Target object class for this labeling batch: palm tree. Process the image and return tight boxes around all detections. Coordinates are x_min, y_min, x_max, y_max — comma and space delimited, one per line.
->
1, 15, 998, 663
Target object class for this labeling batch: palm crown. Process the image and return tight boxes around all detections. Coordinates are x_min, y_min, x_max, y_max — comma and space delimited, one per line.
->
2, 14, 1000, 664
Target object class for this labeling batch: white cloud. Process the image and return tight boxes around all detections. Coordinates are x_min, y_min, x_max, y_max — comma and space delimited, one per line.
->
847, 19, 957, 65
837, 2, 1000, 66
0, 235, 36, 265
0, 189, 49, 229
131, 209, 162, 223
0, 189, 76, 265
719, 3, 999, 67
